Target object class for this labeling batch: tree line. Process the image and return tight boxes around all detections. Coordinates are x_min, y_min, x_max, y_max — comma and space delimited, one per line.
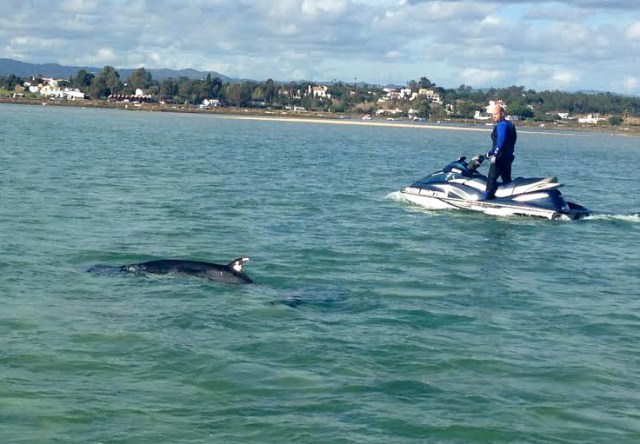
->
2, 67, 639, 122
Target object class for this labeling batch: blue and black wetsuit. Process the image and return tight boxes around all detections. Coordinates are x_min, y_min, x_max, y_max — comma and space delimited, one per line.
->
484, 119, 517, 199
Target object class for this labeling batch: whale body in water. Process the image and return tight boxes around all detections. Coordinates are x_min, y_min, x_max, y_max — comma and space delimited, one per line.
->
117, 257, 253, 284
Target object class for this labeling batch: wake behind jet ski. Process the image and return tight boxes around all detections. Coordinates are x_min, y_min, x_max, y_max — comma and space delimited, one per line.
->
400, 155, 590, 220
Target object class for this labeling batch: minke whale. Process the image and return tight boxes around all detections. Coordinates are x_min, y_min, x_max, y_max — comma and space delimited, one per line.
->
120, 257, 253, 284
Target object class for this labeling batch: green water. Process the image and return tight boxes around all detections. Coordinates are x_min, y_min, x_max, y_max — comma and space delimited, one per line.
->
1, 104, 639, 443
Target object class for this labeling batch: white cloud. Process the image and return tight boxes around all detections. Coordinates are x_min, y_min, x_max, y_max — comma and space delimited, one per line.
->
385, 50, 402, 59
626, 21, 640, 40
9, 36, 64, 51
61, 0, 98, 13
551, 70, 580, 86
517, 63, 545, 78
481, 15, 504, 27
277, 24, 301, 36
425, 1, 471, 20
459, 68, 505, 87
623, 77, 638, 90
557, 23, 590, 45
0, 0, 639, 94
87, 48, 117, 65
301, 0, 349, 17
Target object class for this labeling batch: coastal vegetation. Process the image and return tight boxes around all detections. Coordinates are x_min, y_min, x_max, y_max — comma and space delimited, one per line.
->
1, 66, 639, 126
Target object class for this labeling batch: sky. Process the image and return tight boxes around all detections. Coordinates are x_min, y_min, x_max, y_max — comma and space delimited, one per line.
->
1, 0, 639, 95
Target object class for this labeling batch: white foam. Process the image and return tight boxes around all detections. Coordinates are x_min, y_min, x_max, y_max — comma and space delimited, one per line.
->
583, 213, 640, 223
386, 191, 408, 202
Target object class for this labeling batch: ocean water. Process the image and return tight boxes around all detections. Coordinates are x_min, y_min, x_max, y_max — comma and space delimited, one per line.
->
1, 103, 639, 443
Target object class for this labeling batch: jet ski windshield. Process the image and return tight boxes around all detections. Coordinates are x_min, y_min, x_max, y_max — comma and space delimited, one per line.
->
442, 156, 487, 176
412, 156, 479, 187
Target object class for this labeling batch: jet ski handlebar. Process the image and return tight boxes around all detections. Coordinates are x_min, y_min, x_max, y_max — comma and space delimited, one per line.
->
467, 153, 486, 172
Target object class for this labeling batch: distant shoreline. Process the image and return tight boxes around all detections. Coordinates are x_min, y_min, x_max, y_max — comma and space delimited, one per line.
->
212, 114, 592, 137
3, 97, 639, 136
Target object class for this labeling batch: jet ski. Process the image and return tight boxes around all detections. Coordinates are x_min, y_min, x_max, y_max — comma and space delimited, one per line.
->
400, 155, 591, 220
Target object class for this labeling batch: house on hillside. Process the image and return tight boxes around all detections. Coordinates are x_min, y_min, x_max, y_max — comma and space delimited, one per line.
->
375, 108, 403, 117
578, 114, 605, 124
64, 89, 85, 100
109, 90, 152, 103
381, 88, 413, 101
418, 88, 442, 104
199, 98, 221, 109
310, 85, 330, 98
39, 83, 85, 100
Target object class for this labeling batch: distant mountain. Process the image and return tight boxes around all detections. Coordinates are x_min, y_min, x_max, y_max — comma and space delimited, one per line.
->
0, 58, 89, 78
0, 58, 231, 82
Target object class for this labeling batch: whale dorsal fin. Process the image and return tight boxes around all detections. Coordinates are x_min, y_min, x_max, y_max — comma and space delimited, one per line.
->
228, 257, 250, 273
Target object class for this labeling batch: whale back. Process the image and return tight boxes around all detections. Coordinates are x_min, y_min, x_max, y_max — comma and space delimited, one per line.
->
120, 257, 253, 284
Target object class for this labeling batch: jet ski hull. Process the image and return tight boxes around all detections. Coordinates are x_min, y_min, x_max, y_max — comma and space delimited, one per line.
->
400, 189, 590, 220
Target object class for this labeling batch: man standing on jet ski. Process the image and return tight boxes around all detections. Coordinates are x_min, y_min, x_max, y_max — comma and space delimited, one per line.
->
481, 101, 517, 200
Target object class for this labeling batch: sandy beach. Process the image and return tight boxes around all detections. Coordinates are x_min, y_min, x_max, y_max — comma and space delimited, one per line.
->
3, 97, 639, 136
212, 114, 603, 137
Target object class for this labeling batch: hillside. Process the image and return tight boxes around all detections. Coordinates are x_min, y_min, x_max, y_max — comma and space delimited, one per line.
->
0, 58, 231, 82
